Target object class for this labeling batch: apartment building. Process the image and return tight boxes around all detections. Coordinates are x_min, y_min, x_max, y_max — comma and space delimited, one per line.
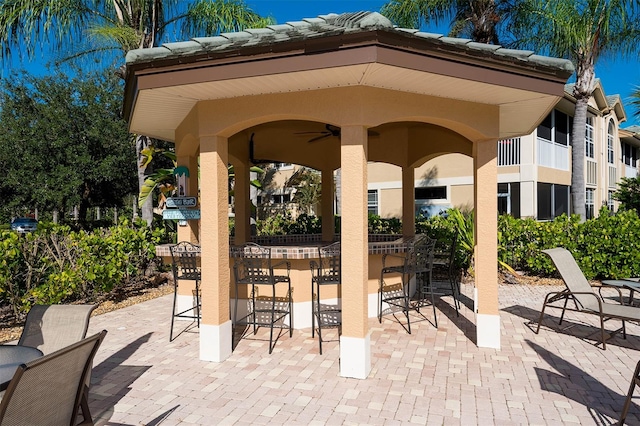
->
254, 81, 640, 221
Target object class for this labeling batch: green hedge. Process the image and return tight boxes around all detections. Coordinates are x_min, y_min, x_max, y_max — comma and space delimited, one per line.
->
0, 220, 167, 317
498, 208, 640, 279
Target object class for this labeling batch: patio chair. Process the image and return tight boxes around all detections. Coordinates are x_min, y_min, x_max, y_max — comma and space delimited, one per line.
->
310, 242, 341, 354
379, 235, 436, 334
0, 330, 107, 426
538, 247, 640, 349
619, 359, 640, 425
15, 303, 98, 423
431, 233, 460, 315
232, 243, 292, 354
169, 241, 201, 342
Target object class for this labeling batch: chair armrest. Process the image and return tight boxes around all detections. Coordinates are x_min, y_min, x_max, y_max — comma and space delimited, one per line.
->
596, 284, 625, 305
382, 253, 407, 268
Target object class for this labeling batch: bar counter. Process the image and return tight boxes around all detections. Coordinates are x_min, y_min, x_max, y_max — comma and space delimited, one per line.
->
157, 234, 415, 329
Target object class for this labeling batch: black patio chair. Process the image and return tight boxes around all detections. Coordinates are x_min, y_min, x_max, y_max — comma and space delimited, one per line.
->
169, 241, 201, 342
378, 235, 436, 334
232, 243, 292, 354
310, 242, 341, 354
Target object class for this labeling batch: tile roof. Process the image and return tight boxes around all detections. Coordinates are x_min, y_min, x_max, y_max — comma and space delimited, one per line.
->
125, 11, 573, 75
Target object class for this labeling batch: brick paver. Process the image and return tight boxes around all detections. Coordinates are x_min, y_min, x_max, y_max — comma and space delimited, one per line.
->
84, 283, 640, 425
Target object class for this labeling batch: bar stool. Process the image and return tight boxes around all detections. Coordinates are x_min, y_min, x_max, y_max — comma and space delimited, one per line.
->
379, 235, 436, 334
169, 241, 201, 341
232, 243, 292, 354
310, 242, 341, 354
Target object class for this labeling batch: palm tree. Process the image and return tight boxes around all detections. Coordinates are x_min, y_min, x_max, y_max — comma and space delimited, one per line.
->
632, 86, 640, 119
381, 0, 506, 44
508, 0, 640, 220
0, 0, 273, 226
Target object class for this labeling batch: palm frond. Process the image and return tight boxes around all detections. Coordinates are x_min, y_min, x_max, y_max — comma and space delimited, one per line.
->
183, 0, 275, 36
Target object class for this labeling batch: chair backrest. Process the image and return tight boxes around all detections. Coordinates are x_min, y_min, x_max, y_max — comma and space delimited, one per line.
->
414, 236, 436, 272
542, 248, 599, 310
0, 330, 107, 426
317, 242, 341, 283
170, 241, 201, 281
18, 304, 97, 355
231, 243, 272, 284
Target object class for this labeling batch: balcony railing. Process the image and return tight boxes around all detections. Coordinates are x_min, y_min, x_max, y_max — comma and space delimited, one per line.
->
537, 137, 569, 170
498, 138, 521, 166
626, 165, 638, 178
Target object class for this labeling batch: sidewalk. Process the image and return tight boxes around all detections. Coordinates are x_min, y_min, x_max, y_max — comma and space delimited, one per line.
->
86, 283, 640, 425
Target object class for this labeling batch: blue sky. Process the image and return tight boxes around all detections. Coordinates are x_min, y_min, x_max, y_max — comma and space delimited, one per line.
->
10, 0, 640, 126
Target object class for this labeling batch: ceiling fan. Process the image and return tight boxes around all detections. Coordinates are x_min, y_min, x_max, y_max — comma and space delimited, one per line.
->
295, 124, 341, 143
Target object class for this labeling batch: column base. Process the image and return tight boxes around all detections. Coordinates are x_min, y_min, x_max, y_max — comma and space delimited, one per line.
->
476, 313, 500, 349
339, 333, 371, 379
199, 321, 232, 362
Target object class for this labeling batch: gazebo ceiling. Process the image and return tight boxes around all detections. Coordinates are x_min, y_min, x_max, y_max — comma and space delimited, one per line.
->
124, 12, 574, 142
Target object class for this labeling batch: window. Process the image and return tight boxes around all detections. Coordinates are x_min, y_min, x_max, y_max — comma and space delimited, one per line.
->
608, 191, 615, 212
273, 193, 291, 204
538, 110, 569, 145
498, 183, 521, 218
623, 143, 637, 167
415, 186, 446, 200
585, 117, 594, 158
586, 188, 594, 219
367, 190, 379, 215
537, 183, 570, 220
608, 121, 615, 164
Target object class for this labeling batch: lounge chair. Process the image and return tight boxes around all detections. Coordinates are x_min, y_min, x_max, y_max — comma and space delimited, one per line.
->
0, 330, 107, 426
538, 248, 640, 349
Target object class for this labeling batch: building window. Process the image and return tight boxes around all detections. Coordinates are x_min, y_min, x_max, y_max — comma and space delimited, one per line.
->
623, 142, 637, 167
538, 110, 570, 145
586, 188, 595, 219
498, 183, 521, 218
367, 190, 378, 215
585, 117, 594, 158
608, 121, 615, 164
537, 183, 569, 220
273, 193, 291, 204
415, 186, 449, 217
608, 190, 615, 212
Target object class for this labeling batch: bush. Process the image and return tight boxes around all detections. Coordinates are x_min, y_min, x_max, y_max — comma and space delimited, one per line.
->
0, 220, 166, 316
498, 208, 640, 279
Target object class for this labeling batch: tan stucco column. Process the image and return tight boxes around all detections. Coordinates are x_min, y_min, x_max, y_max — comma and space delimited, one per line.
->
402, 166, 415, 237
473, 138, 500, 349
340, 125, 371, 379
233, 162, 251, 245
321, 168, 335, 242
199, 135, 232, 361
176, 155, 200, 244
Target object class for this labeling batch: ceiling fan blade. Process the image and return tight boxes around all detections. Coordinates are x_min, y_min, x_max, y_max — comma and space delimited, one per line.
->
308, 134, 332, 143
294, 131, 328, 135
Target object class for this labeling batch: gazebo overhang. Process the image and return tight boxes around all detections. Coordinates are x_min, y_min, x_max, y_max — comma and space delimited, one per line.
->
123, 12, 573, 379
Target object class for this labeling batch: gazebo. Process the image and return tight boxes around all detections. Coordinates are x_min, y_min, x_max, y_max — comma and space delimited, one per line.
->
123, 12, 573, 379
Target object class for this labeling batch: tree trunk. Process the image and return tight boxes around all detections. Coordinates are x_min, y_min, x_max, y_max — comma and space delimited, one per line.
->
571, 96, 589, 221
137, 134, 154, 226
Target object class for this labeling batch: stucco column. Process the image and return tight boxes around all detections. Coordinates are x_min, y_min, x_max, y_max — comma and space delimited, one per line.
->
233, 162, 251, 245
321, 168, 335, 242
340, 125, 371, 379
176, 155, 200, 244
473, 138, 500, 349
402, 166, 415, 237
199, 135, 232, 361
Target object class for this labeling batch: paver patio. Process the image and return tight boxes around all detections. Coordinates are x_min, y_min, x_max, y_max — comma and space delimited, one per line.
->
84, 282, 640, 425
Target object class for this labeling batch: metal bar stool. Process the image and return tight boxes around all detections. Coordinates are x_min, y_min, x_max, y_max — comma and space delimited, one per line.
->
378, 235, 436, 334
310, 242, 341, 354
231, 243, 292, 354
169, 241, 201, 341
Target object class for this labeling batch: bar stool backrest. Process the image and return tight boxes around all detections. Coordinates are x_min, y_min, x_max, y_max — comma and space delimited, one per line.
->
232, 243, 272, 284
414, 236, 436, 272
170, 241, 201, 281
317, 242, 341, 283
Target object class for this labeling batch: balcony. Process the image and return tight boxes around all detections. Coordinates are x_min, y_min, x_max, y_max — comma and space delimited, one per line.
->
537, 137, 569, 170
498, 138, 521, 166
626, 165, 638, 178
